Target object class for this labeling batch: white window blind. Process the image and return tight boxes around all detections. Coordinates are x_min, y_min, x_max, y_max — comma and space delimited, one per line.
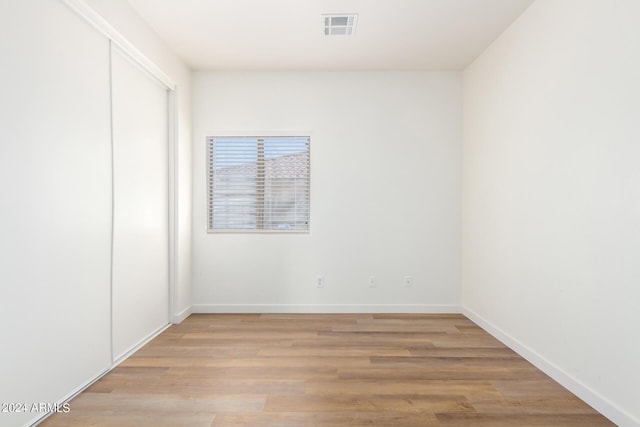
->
207, 136, 310, 232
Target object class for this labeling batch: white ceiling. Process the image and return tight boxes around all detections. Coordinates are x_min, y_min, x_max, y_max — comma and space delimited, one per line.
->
126, 0, 535, 71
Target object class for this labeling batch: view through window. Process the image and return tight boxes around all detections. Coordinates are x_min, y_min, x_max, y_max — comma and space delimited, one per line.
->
207, 136, 310, 232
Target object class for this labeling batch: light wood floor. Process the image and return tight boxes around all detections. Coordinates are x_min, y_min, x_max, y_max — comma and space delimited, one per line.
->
41, 314, 613, 426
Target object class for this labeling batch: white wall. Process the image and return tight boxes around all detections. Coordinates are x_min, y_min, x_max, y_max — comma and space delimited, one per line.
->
84, 0, 193, 319
462, 0, 640, 425
192, 72, 462, 312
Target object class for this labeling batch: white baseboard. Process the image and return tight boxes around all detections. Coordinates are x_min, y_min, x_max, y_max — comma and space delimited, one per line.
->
462, 307, 639, 427
191, 304, 461, 314
172, 306, 192, 324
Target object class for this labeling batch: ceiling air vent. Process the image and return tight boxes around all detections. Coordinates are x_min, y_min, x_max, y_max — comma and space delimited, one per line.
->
322, 14, 358, 36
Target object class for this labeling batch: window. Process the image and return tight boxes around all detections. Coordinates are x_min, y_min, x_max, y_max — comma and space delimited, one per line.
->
207, 136, 310, 232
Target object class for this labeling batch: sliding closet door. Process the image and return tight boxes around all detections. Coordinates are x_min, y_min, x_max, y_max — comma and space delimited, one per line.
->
0, 2, 112, 425
111, 46, 169, 361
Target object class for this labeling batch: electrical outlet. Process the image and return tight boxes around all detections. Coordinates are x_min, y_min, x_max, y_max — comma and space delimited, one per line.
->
404, 276, 413, 287
369, 276, 377, 288
316, 275, 325, 288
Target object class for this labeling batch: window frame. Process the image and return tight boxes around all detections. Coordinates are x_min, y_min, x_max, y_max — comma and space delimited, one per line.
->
206, 134, 311, 234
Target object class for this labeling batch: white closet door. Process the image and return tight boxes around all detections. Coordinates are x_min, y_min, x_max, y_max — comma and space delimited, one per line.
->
0, 2, 112, 425
111, 46, 169, 361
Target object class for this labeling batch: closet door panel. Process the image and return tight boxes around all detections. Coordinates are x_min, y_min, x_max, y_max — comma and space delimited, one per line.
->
111, 47, 169, 361
0, 1, 112, 425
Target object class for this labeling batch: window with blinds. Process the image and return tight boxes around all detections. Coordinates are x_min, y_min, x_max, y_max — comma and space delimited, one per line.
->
207, 136, 310, 232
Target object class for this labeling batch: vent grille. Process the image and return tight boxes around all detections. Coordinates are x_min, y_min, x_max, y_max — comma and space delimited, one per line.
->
322, 14, 358, 36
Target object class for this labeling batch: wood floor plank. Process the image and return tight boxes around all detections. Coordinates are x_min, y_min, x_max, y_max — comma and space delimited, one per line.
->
304, 380, 502, 398
492, 379, 579, 397
164, 366, 338, 380
317, 330, 442, 342
369, 355, 534, 368
264, 394, 474, 413
408, 347, 520, 358
258, 346, 412, 357
338, 366, 548, 381
211, 412, 440, 426
131, 345, 259, 358
121, 356, 371, 369
436, 412, 613, 426
63, 392, 266, 413
466, 396, 602, 415
40, 413, 215, 427
330, 324, 463, 333
84, 377, 306, 396
41, 313, 614, 426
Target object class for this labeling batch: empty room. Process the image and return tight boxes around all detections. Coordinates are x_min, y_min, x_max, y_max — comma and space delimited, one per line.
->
1, 0, 638, 426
